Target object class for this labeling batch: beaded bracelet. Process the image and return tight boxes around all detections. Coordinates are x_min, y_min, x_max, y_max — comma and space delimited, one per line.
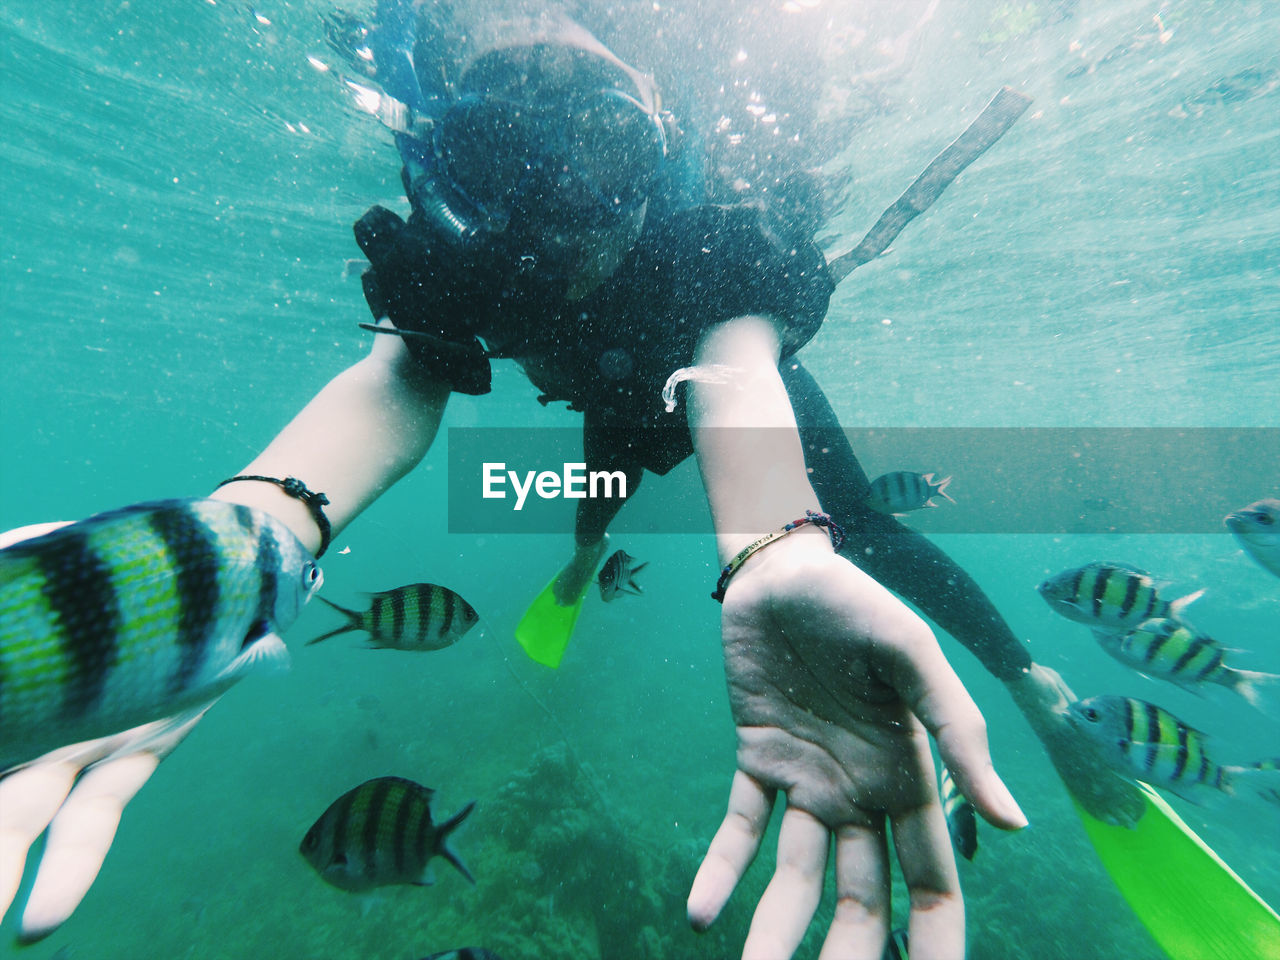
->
215, 475, 332, 558
711, 510, 845, 603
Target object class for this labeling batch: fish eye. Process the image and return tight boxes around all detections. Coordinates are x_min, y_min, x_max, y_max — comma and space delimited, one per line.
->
1256, 512, 1274, 526
302, 563, 321, 588
301, 829, 318, 851
1083, 708, 1100, 722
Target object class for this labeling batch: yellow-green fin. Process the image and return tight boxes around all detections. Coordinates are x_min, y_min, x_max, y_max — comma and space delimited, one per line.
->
514, 574, 590, 669
1074, 783, 1280, 959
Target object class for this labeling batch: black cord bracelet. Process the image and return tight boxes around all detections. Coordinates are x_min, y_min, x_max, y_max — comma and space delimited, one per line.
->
215, 475, 332, 558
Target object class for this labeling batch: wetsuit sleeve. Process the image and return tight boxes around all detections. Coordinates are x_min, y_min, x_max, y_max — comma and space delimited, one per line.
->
353, 205, 492, 395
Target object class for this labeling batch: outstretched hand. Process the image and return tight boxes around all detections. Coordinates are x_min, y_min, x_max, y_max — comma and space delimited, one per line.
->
0, 705, 210, 943
687, 533, 1026, 960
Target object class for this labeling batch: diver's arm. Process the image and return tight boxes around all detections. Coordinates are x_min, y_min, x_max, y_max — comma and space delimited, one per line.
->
684, 314, 1023, 960
686, 315, 822, 554
211, 327, 449, 552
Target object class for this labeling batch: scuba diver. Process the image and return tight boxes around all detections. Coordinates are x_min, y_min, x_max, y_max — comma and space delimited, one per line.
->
9, 1, 1181, 956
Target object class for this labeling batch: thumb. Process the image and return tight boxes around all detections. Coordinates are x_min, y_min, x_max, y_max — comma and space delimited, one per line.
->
891, 636, 1028, 831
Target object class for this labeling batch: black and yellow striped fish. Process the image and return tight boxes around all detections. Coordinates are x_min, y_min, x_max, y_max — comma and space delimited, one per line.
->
307, 583, 480, 650
1068, 695, 1228, 800
1100, 617, 1277, 708
300, 776, 475, 891
940, 763, 977, 861
866, 471, 955, 514
0, 499, 320, 770
1037, 562, 1203, 632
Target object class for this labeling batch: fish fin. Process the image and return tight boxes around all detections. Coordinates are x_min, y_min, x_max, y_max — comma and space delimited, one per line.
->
307, 597, 364, 645
624, 564, 648, 595
933, 474, 957, 505
1168, 588, 1206, 620
1224, 763, 1280, 808
435, 801, 477, 885
923, 500, 940, 509
218, 631, 290, 680
412, 867, 436, 887
1225, 668, 1280, 714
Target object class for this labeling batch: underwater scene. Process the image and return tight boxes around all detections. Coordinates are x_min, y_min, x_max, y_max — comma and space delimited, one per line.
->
1, 0, 1278, 958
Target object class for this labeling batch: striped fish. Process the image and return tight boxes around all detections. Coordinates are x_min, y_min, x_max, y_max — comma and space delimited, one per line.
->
307, 583, 480, 650
597, 549, 646, 602
1099, 617, 1278, 708
940, 762, 977, 861
1226, 498, 1280, 579
1067, 695, 1228, 801
866, 471, 955, 514
300, 776, 475, 891
0, 499, 320, 770
1036, 562, 1203, 632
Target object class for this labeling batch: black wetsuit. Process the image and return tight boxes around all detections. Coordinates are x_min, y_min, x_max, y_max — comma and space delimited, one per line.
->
354, 198, 1031, 682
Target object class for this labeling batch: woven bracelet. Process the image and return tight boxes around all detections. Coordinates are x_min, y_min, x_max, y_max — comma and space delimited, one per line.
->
711, 510, 845, 603
215, 475, 332, 558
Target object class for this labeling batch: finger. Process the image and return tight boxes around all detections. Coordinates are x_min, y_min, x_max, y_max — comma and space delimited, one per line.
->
817, 822, 891, 960
889, 640, 1026, 830
688, 771, 775, 932
18, 750, 161, 944
888, 789, 964, 960
741, 807, 829, 960
0, 760, 82, 923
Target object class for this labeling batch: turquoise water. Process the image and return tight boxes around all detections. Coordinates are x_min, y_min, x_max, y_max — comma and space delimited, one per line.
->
2, 1, 1278, 958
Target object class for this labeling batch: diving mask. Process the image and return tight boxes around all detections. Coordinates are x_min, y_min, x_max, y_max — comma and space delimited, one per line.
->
433, 86, 668, 231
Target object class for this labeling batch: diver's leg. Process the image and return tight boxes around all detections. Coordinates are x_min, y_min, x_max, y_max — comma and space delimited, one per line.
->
782, 361, 1030, 680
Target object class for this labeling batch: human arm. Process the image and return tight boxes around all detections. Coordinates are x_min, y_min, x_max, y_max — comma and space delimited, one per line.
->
1, 330, 449, 940
682, 316, 1026, 960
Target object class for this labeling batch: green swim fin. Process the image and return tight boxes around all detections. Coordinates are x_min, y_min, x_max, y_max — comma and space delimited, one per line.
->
1074, 783, 1280, 960
514, 573, 591, 669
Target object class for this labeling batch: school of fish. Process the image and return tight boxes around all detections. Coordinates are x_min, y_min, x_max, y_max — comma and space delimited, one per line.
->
1041, 498, 1280, 808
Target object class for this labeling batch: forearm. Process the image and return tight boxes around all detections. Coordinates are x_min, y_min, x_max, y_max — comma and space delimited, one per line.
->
211, 334, 449, 553
687, 315, 822, 563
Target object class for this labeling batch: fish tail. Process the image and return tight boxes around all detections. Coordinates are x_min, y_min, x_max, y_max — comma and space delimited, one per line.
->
1226, 759, 1280, 807
933, 474, 957, 505
627, 561, 648, 594
1168, 588, 1206, 621
1225, 667, 1280, 714
306, 597, 363, 645
436, 800, 477, 884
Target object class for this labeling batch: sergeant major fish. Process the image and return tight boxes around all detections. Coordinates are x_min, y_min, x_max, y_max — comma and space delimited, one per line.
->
940, 763, 977, 861
1067, 695, 1280, 805
0, 498, 320, 770
1099, 617, 1278, 709
1037, 562, 1203, 633
597, 550, 647, 602
308, 583, 480, 649
1226, 498, 1280, 579
301, 776, 475, 891
866, 471, 955, 514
